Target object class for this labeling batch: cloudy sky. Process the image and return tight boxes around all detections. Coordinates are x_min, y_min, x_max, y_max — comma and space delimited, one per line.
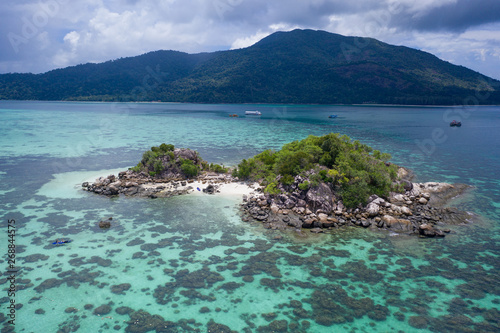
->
1, 0, 500, 79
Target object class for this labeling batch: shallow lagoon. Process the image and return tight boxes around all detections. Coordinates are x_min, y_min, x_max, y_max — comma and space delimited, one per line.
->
1, 101, 499, 332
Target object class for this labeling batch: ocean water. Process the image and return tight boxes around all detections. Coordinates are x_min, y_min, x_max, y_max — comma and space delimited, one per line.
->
0, 101, 499, 332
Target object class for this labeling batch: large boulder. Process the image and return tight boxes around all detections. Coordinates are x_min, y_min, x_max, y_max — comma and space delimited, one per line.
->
418, 223, 445, 237
305, 183, 334, 214
366, 202, 380, 217
270, 203, 279, 214
296, 199, 307, 207
399, 206, 412, 215
284, 197, 296, 209
382, 215, 412, 231
390, 193, 406, 204
175, 148, 198, 163
107, 181, 121, 195
365, 196, 388, 217
203, 184, 216, 194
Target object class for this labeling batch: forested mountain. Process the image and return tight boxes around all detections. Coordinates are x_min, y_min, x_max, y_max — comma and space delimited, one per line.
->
1, 29, 499, 105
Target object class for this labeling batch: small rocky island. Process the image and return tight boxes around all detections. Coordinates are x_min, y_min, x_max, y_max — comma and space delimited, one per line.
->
82, 144, 233, 198
83, 135, 473, 238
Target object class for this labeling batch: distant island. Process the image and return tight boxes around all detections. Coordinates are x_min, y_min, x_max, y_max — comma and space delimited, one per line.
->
2, 29, 500, 105
83, 134, 473, 238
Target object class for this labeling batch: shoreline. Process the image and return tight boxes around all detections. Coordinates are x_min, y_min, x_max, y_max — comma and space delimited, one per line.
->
82, 170, 258, 199
3, 100, 500, 107
82, 169, 475, 238
238, 180, 475, 238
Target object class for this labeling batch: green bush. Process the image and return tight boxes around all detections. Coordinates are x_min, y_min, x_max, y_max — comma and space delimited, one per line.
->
341, 178, 371, 208
142, 150, 157, 167
275, 150, 313, 177
233, 159, 253, 179
254, 149, 276, 166
180, 159, 199, 177
264, 182, 281, 195
154, 160, 164, 173
151, 146, 162, 154
298, 181, 310, 191
281, 174, 295, 185
159, 143, 175, 152
210, 163, 228, 173
129, 163, 142, 173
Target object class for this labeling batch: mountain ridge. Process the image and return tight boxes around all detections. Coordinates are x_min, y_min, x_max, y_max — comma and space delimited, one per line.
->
1, 29, 499, 105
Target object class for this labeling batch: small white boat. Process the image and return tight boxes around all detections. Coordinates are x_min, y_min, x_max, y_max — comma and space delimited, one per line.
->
245, 110, 262, 115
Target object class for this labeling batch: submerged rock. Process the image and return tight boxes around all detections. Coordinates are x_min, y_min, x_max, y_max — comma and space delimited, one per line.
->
99, 217, 112, 229
93, 304, 111, 316
110, 283, 131, 295
418, 224, 445, 237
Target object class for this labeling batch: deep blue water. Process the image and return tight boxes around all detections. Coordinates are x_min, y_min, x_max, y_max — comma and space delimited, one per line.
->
0, 101, 499, 332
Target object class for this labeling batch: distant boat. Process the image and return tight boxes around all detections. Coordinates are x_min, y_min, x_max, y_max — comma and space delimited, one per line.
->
229, 114, 238, 117
450, 120, 462, 127
245, 110, 262, 115
328, 115, 338, 118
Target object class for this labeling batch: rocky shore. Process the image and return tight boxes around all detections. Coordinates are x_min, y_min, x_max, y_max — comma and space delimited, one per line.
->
82, 147, 253, 198
82, 170, 237, 198
240, 177, 473, 238
83, 168, 473, 238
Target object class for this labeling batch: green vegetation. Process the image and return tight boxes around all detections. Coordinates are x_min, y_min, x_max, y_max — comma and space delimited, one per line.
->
233, 133, 400, 208
128, 143, 231, 179
208, 163, 228, 173
129, 143, 202, 178
180, 159, 199, 177
298, 181, 310, 191
1, 30, 499, 104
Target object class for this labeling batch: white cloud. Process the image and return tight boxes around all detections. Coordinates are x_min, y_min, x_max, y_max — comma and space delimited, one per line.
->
230, 24, 300, 50
231, 31, 271, 50
63, 31, 80, 49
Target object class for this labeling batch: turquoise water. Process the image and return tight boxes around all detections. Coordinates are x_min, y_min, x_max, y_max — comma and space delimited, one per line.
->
1, 101, 499, 332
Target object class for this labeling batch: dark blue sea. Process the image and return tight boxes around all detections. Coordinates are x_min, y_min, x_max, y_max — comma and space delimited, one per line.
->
0, 101, 499, 332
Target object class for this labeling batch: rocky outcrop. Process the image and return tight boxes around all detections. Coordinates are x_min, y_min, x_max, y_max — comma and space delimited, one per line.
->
99, 217, 112, 229
240, 180, 473, 238
82, 146, 233, 198
203, 184, 219, 194
305, 183, 335, 214
82, 171, 232, 198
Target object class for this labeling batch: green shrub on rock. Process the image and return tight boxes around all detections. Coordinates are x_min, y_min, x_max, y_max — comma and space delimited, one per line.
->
154, 160, 164, 173
129, 161, 143, 172
233, 133, 400, 208
209, 163, 228, 173
131, 144, 205, 179
264, 182, 281, 195
180, 159, 199, 177
141, 150, 159, 169
298, 181, 310, 191
159, 143, 175, 152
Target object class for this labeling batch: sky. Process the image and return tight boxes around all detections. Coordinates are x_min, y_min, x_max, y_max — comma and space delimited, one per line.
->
1, 0, 500, 79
